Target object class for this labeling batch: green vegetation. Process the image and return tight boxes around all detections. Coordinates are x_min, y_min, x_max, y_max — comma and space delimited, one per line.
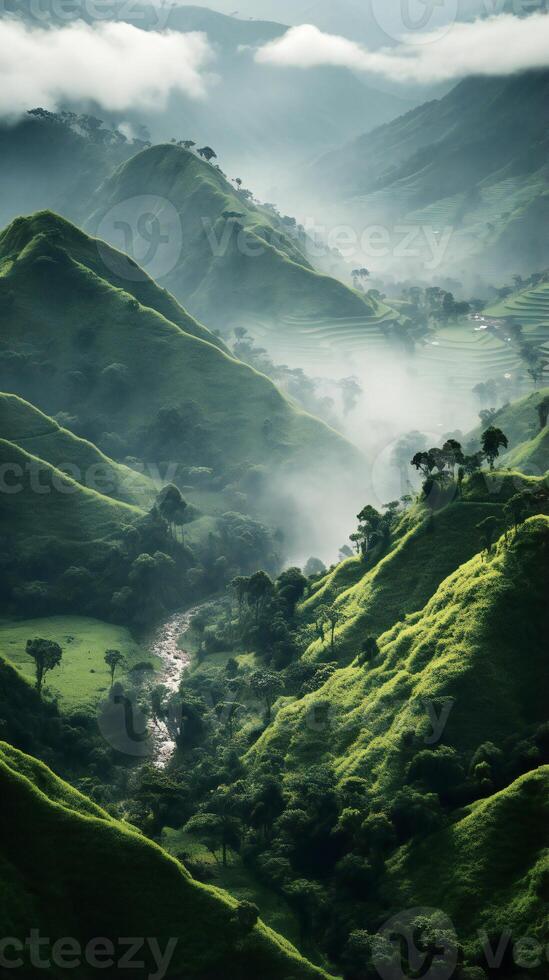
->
0, 211, 361, 509
0, 73, 548, 980
165, 469, 548, 972
87, 144, 394, 331
0, 392, 156, 507
0, 742, 332, 979
384, 767, 549, 963
0, 616, 152, 711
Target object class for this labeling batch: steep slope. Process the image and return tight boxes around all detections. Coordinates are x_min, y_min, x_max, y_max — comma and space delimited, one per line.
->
0, 742, 331, 980
0, 393, 155, 507
234, 516, 549, 967
0, 210, 364, 553
0, 438, 142, 556
310, 71, 549, 279
86, 144, 395, 337
468, 387, 549, 471
0, 206, 225, 351
301, 472, 544, 665
384, 767, 549, 961
252, 515, 549, 799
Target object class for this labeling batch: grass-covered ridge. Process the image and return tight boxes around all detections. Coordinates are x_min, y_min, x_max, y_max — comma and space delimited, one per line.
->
86, 144, 393, 332
0, 392, 156, 507
0, 742, 332, 980
0, 209, 226, 351
0, 211, 361, 486
384, 767, 549, 960
251, 516, 548, 800
299, 472, 544, 665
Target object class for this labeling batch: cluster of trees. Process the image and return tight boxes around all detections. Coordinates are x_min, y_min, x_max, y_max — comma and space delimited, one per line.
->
27, 108, 149, 149
350, 502, 402, 560
411, 427, 509, 501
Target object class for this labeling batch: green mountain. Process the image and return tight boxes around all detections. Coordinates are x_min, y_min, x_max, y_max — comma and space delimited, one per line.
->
384, 766, 549, 961
0, 741, 331, 980
468, 387, 549, 474
0, 210, 361, 488
86, 143, 395, 336
301, 470, 544, 665
0, 211, 365, 598
246, 516, 549, 958
310, 71, 549, 279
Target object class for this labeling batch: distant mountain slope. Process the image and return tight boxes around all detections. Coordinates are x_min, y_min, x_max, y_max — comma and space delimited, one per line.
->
0, 211, 363, 552
310, 71, 549, 279
0, 742, 331, 980
467, 387, 549, 475
86, 143, 390, 334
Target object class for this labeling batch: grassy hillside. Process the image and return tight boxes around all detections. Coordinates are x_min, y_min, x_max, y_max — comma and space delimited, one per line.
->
86, 144, 393, 332
241, 517, 549, 964
0, 615, 154, 711
0, 438, 142, 554
0, 211, 360, 471
0, 206, 225, 351
300, 472, 543, 665
252, 515, 548, 796
0, 212, 363, 543
384, 767, 549, 961
0, 742, 331, 980
467, 387, 549, 474
0, 392, 156, 507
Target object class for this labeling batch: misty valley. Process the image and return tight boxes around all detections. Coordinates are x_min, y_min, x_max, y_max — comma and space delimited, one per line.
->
0, 4, 548, 980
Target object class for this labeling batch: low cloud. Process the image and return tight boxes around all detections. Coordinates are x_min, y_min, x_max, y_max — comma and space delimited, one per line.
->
255, 14, 549, 84
0, 19, 215, 115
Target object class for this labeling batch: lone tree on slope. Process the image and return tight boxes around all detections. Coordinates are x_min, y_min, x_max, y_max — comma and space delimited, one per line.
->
481, 427, 508, 470
26, 638, 63, 694
197, 146, 217, 162
105, 649, 125, 687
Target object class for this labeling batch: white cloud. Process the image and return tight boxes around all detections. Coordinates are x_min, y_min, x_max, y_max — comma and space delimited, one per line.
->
255, 14, 549, 84
0, 19, 215, 116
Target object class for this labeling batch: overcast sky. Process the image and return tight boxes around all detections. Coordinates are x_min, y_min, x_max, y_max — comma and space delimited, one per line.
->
171, 0, 508, 42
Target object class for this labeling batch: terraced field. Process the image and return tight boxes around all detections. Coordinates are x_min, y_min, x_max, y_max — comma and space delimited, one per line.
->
415, 322, 530, 401
237, 308, 402, 371
486, 280, 549, 328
